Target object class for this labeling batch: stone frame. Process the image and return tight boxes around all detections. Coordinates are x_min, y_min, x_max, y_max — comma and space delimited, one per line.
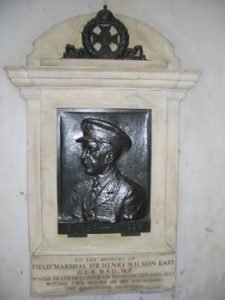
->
6, 12, 200, 296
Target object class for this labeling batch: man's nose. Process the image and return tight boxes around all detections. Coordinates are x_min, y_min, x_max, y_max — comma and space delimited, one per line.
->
81, 148, 89, 160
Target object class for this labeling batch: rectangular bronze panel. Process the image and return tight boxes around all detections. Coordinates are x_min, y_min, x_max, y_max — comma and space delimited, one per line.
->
57, 108, 151, 236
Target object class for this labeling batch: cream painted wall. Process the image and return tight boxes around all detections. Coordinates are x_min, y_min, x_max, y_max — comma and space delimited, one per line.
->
0, 0, 225, 299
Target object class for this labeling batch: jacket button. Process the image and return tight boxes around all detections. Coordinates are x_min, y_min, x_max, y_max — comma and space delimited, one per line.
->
87, 210, 95, 220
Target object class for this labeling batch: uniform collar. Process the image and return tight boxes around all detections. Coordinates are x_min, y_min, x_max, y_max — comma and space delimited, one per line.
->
93, 166, 117, 188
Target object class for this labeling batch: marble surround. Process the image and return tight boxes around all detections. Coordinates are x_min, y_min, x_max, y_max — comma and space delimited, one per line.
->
6, 12, 200, 296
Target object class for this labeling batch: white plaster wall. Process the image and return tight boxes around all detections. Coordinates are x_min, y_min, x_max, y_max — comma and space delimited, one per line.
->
0, 0, 225, 299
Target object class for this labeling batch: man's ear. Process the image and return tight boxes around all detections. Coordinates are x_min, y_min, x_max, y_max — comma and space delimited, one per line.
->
105, 151, 114, 165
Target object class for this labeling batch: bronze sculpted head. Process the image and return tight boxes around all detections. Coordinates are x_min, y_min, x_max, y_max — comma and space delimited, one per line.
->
76, 118, 132, 176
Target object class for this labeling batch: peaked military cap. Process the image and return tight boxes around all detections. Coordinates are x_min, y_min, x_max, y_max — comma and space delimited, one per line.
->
76, 118, 132, 150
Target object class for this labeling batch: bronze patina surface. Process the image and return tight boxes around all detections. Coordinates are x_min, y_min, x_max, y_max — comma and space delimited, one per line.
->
57, 109, 151, 236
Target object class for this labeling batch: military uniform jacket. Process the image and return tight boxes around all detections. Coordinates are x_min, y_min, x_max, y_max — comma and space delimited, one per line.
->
64, 168, 146, 223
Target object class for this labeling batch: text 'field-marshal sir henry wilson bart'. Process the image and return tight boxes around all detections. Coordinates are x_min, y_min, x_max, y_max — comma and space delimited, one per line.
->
57, 109, 151, 236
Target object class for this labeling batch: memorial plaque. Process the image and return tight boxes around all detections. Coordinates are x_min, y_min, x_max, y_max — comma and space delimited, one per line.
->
6, 6, 200, 296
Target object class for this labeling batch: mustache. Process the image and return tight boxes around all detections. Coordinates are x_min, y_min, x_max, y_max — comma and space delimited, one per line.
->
82, 159, 93, 166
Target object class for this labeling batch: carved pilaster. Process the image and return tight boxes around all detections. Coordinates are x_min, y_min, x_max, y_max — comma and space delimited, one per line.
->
167, 90, 187, 102
20, 87, 41, 101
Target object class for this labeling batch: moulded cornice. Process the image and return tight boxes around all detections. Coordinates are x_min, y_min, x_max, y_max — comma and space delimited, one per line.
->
6, 64, 200, 92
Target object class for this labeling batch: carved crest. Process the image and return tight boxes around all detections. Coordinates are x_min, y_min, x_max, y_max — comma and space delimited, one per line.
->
63, 5, 147, 60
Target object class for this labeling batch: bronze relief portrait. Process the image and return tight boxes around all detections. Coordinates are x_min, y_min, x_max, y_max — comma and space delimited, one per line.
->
57, 109, 151, 236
